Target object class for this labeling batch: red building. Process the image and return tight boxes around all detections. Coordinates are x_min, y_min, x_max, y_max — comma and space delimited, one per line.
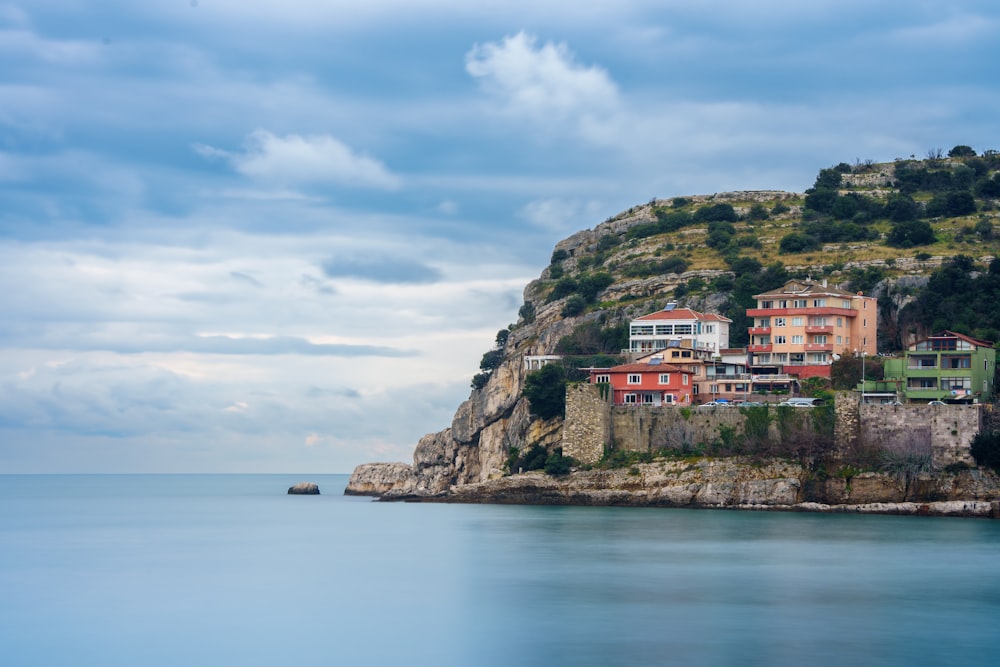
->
589, 356, 695, 406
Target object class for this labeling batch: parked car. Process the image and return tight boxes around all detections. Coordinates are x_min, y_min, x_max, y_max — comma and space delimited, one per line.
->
778, 397, 825, 408
928, 400, 946, 406
698, 400, 731, 408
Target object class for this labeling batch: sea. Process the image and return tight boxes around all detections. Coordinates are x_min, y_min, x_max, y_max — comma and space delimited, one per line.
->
2, 474, 999, 667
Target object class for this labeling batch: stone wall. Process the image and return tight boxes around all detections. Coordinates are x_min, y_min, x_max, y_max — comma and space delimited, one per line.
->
562, 383, 609, 464
610, 407, 746, 453
836, 394, 985, 468
566, 387, 989, 468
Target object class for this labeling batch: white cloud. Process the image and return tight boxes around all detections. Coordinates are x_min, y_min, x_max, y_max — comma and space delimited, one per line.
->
203, 129, 399, 190
466, 31, 619, 121
518, 198, 607, 233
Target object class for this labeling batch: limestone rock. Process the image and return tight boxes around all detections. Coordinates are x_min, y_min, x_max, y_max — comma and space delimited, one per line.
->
344, 463, 412, 496
287, 482, 320, 495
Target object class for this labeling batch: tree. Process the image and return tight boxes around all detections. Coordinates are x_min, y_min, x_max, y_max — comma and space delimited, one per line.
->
523, 364, 567, 420
779, 232, 821, 254
887, 219, 935, 247
885, 194, 919, 222
694, 203, 738, 222
561, 295, 586, 316
948, 145, 976, 158
748, 203, 770, 221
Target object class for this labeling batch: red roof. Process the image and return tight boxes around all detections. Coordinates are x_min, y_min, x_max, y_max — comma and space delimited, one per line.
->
634, 308, 732, 323
934, 330, 995, 348
605, 362, 693, 374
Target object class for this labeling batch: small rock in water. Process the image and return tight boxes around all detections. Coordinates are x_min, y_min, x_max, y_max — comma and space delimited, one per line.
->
287, 482, 320, 495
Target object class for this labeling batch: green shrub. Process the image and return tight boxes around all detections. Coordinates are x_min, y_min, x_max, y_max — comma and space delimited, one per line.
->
523, 364, 567, 420
971, 430, 1000, 472
544, 448, 574, 475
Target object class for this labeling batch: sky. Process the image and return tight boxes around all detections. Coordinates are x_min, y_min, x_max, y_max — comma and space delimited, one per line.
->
1, 1, 999, 473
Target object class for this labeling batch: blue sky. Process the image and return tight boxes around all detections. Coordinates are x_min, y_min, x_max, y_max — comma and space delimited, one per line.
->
2, 1, 998, 472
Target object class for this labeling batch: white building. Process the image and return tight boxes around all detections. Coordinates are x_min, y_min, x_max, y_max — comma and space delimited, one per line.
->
629, 303, 732, 354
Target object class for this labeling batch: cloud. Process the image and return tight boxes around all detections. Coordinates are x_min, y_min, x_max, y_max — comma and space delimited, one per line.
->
198, 129, 399, 189
466, 31, 619, 120
320, 255, 443, 284
518, 198, 607, 233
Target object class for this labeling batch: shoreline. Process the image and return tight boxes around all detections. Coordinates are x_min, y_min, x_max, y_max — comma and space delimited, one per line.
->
346, 458, 1000, 518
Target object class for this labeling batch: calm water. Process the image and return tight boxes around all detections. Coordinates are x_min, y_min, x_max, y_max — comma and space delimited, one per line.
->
1, 475, 999, 667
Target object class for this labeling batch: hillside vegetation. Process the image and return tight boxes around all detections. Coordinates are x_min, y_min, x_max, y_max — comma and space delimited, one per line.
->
498, 144, 1000, 369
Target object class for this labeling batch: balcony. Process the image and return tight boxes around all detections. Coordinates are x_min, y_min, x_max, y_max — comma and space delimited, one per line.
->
805, 325, 834, 334
748, 327, 771, 335
804, 343, 833, 352
748, 344, 773, 353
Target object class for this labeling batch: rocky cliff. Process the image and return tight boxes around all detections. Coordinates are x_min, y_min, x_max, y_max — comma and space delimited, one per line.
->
346, 170, 1000, 508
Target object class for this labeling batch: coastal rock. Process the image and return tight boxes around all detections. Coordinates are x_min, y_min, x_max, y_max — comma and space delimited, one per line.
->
344, 463, 413, 496
287, 482, 320, 495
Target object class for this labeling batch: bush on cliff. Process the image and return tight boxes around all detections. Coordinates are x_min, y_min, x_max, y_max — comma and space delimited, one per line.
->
970, 430, 1000, 472
544, 448, 574, 475
523, 364, 567, 420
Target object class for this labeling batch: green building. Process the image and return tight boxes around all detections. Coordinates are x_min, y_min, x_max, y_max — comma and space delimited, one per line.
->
882, 331, 996, 404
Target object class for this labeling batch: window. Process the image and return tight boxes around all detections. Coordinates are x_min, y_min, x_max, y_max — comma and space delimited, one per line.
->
595, 374, 610, 383
810, 317, 828, 326
791, 335, 803, 344
758, 318, 771, 327
654, 324, 671, 335
778, 300, 788, 308
774, 317, 786, 327
709, 384, 719, 394
704, 324, 715, 333
760, 300, 773, 309
683, 374, 689, 385
790, 353, 804, 364
813, 335, 827, 344
842, 300, 851, 309
627, 374, 642, 384
792, 299, 807, 308
663, 394, 674, 404
624, 393, 637, 404
792, 317, 804, 326
836, 317, 843, 327
947, 356, 971, 369
641, 393, 654, 404
658, 373, 672, 385
863, 319, 867, 328
773, 353, 788, 363
941, 377, 971, 391
674, 324, 692, 335
631, 325, 654, 336
836, 335, 842, 344
774, 335, 787, 344
813, 299, 826, 307
671, 351, 680, 358
681, 350, 692, 358
809, 353, 829, 363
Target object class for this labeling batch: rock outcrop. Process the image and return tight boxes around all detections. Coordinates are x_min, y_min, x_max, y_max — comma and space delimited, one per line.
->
367, 459, 1000, 517
287, 482, 320, 495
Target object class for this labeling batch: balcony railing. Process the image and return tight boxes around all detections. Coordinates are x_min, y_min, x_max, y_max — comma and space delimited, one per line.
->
748, 327, 771, 335
748, 344, 773, 353
804, 343, 833, 352
804, 325, 834, 334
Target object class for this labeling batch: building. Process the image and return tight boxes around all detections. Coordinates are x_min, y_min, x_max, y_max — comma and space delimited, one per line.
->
881, 331, 996, 404
589, 355, 695, 406
747, 278, 877, 380
629, 303, 731, 354
701, 348, 752, 403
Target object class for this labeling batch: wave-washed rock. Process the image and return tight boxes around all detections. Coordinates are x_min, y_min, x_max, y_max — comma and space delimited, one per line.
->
288, 482, 320, 495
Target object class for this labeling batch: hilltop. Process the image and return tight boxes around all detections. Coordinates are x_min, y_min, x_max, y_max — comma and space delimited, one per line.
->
346, 145, 1000, 500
